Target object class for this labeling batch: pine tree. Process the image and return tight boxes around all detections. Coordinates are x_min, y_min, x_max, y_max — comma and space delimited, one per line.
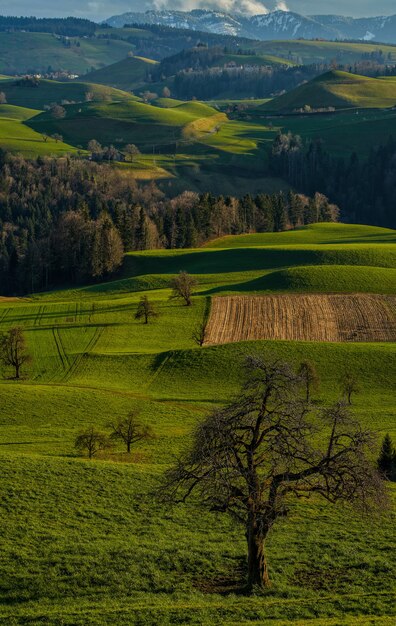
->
377, 434, 396, 481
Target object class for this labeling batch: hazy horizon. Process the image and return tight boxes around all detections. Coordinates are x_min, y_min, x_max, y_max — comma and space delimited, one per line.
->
0, 1, 395, 22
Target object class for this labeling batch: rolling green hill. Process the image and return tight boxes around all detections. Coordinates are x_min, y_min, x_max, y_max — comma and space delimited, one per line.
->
263, 70, 396, 112
84, 56, 159, 91
0, 104, 78, 156
0, 31, 135, 75
0, 223, 395, 624
254, 40, 396, 65
0, 78, 132, 109
27, 98, 227, 149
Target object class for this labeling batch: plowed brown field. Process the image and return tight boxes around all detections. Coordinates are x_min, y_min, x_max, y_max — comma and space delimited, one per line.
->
205, 294, 396, 344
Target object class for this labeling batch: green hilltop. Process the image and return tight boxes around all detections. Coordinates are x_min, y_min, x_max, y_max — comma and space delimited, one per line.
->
263, 70, 396, 112
84, 56, 159, 92
0, 31, 135, 75
0, 78, 132, 109
0, 104, 78, 157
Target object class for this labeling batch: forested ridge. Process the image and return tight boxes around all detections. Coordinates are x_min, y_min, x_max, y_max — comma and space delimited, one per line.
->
0, 151, 338, 295
271, 133, 396, 229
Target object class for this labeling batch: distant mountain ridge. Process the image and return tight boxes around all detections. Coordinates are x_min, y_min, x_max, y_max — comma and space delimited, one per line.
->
105, 9, 396, 44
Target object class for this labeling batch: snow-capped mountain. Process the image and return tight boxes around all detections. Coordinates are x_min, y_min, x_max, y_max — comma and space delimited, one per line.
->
104, 9, 396, 44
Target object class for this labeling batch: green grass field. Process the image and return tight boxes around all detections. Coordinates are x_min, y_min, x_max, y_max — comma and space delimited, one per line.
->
0, 32, 135, 75
0, 78, 132, 109
253, 40, 396, 65
263, 70, 396, 112
0, 223, 395, 624
84, 56, 159, 91
0, 104, 79, 156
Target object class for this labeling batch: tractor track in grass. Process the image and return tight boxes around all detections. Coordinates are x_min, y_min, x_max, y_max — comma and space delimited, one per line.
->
0, 308, 9, 325
64, 326, 104, 382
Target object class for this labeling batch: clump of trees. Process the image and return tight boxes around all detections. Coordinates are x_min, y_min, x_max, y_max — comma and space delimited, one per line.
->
161, 357, 387, 592
271, 132, 396, 229
75, 412, 153, 458
0, 326, 31, 379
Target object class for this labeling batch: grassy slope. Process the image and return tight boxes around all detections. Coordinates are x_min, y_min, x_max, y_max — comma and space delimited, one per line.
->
84, 56, 159, 91
254, 40, 396, 65
0, 32, 134, 75
263, 70, 396, 112
0, 104, 78, 156
27, 98, 227, 150
0, 78, 132, 109
0, 223, 395, 624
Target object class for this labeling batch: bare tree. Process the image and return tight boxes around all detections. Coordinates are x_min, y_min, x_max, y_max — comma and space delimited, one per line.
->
88, 139, 102, 155
51, 134, 63, 144
340, 372, 360, 405
74, 427, 110, 459
0, 91, 7, 104
50, 104, 66, 120
161, 357, 386, 592
192, 321, 207, 347
170, 271, 197, 306
109, 412, 153, 454
0, 326, 31, 379
298, 360, 319, 402
135, 295, 159, 325
125, 144, 140, 163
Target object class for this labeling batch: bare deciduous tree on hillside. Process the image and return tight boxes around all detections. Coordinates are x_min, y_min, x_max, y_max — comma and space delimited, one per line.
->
298, 360, 319, 402
161, 357, 387, 592
0, 326, 31, 379
109, 412, 153, 454
74, 427, 110, 459
340, 371, 360, 405
170, 271, 197, 306
192, 321, 207, 347
135, 295, 159, 325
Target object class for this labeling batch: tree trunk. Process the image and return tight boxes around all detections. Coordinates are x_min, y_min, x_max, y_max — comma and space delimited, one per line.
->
246, 519, 270, 591
15, 363, 20, 379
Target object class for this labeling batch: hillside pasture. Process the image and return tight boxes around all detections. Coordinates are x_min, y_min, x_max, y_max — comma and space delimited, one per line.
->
0, 223, 395, 624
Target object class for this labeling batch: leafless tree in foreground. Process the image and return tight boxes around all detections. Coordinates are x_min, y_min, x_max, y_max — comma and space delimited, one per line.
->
161, 357, 387, 592
75, 427, 110, 459
109, 412, 153, 454
0, 326, 31, 379
170, 271, 197, 306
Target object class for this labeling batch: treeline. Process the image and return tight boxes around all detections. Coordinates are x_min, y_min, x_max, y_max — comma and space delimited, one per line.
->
0, 17, 96, 37
153, 46, 258, 79
172, 64, 324, 100
270, 133, 396, 228
0, 151, 338, 295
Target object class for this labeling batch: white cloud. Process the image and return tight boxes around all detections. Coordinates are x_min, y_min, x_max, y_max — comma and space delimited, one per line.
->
152, 0, 270, 16
275, 1, 289, 10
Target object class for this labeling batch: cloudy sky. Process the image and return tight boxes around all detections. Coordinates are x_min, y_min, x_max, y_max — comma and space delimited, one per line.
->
0, 0, 395, 20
